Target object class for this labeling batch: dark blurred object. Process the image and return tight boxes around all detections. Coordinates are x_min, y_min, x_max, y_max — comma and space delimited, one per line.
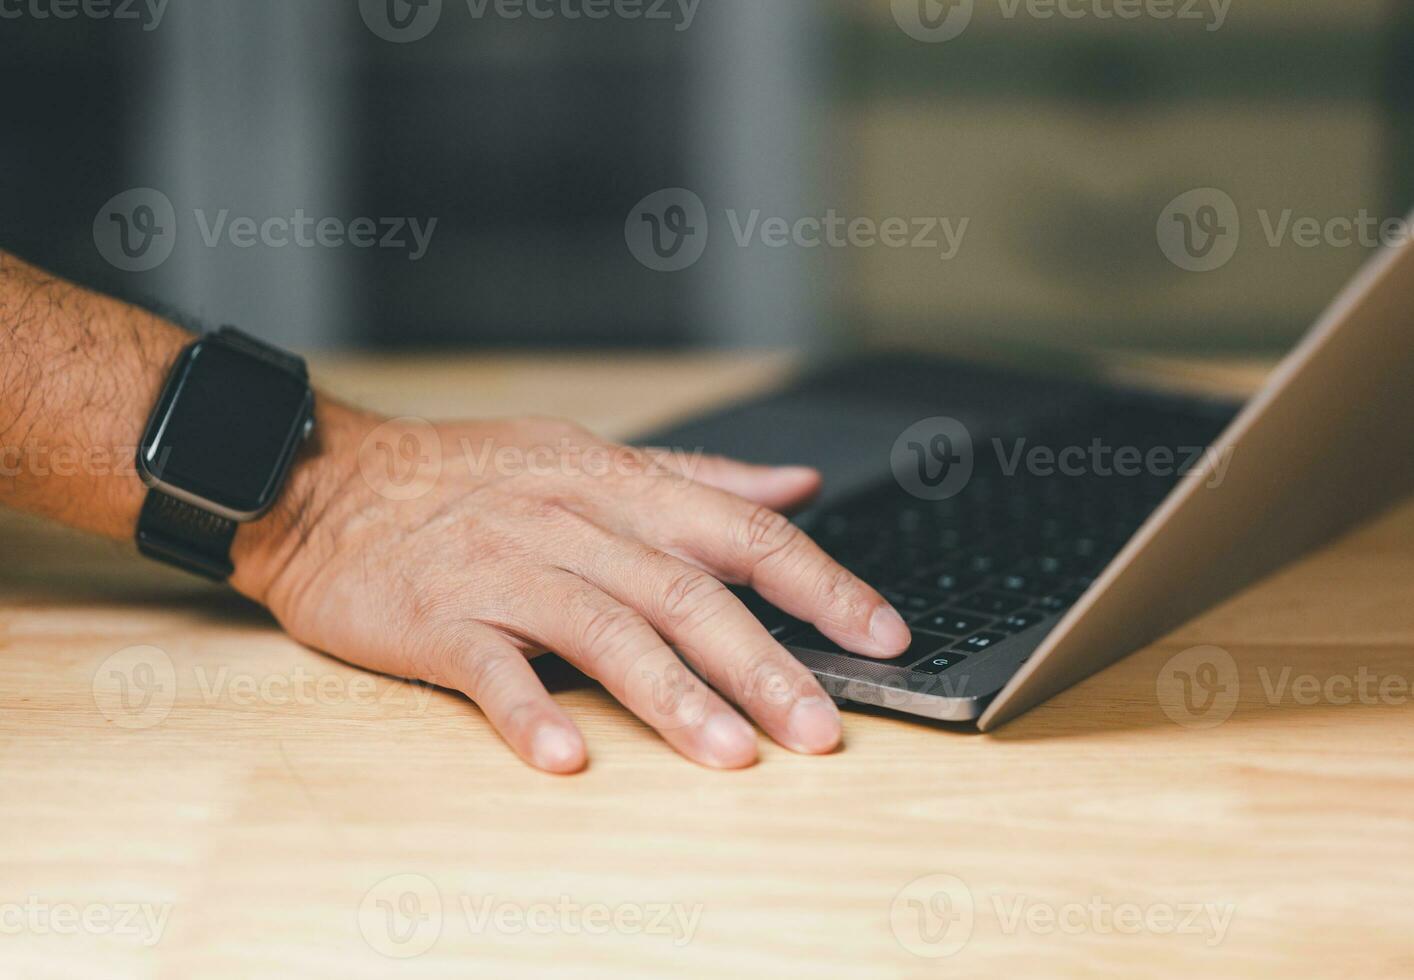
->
3, 1, 1411, 356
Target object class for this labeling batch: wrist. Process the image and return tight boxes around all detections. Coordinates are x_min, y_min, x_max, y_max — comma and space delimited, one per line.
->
229, 398, 379, 605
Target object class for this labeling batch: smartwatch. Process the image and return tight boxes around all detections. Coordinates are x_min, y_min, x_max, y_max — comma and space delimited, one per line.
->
135, 327, 315, 581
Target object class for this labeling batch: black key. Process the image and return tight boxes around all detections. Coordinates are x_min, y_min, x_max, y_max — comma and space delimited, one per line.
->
912, 570, 980, 595
912, 653, 969, 675
881, 589, 946, 617
1035, 591, 1081, 613
952, 631, 1006, 653
966, 554, 1003, 575
894, 630, 955, 666
996, 572, 1059, 596
731, 588, 804, 639
997, 610, 1044, 634
915, 611, 989, 637
953, 591, 1027, 616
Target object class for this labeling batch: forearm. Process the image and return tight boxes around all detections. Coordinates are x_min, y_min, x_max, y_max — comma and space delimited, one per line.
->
0, 252, 191, 538
0, 252, 364, 598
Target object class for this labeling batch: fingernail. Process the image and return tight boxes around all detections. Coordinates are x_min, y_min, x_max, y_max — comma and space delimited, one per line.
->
787, 697, 842, 754
700, 713, 757, 768
531, 727, 584, 773
869, 604, 911, 655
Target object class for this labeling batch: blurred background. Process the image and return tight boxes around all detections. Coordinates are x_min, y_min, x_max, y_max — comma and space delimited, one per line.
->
2, 0, 1409, 355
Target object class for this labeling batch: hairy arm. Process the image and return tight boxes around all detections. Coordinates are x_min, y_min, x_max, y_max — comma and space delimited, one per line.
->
0, 251, 912, 773
0, 251, 356, 594
0, 251, 190, 534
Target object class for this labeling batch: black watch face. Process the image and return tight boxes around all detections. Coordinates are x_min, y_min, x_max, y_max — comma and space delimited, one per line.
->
140, 341, 311, 517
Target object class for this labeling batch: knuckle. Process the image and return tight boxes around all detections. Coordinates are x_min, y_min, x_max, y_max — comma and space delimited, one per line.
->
657, 566, 724, 630
521, 495, 573, 524
736, 505, 797, 563
499, 697, 547, 739
414, 618, 479, 689
463, 648, 519, 700
730, 648, 812, 709
575, 602, 642, 664
816, 563, 867, 614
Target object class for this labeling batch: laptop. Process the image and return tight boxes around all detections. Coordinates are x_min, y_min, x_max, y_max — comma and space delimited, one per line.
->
642, 227, 1414, 730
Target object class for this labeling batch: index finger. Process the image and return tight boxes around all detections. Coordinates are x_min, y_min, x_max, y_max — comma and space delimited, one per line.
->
646, 485, 912, 659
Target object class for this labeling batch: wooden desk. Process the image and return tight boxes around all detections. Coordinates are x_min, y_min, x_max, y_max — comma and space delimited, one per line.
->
3, 355, 1412, 979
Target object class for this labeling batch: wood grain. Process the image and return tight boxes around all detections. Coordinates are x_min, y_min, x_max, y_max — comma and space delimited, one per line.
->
2, 354, 1411, 979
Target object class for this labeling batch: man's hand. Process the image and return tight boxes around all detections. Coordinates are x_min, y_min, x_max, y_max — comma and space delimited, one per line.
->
232, 406, 913, 773
0, 253, 910, 774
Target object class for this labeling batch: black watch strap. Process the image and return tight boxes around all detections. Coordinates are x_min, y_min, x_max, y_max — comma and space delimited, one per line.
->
136, 490, 239, 581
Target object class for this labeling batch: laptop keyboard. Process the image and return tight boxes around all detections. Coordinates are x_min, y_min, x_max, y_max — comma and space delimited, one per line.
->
734, 396, 1234, 675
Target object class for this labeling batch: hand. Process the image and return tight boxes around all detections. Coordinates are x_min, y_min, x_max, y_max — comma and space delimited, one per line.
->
232, 405, 912, 773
